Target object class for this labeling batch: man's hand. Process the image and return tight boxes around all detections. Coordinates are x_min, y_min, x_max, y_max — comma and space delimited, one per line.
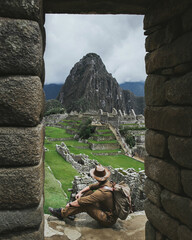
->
75, 192, 82, 199
66, 200, 80, 208
66, 203, 70, 208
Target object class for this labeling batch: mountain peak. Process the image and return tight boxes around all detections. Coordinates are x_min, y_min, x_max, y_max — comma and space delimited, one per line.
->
57, 54, 145, 114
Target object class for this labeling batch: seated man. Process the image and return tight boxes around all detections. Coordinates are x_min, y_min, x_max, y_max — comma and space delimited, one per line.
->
49, 165, 118, 227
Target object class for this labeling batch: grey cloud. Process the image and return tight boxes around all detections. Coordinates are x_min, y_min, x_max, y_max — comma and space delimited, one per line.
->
44, 14, 146, 84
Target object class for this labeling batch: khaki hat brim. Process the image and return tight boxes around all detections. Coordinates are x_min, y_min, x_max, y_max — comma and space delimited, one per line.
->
90, 167, 111, 181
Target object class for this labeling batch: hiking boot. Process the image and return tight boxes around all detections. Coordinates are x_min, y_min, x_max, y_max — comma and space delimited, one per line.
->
67, 215, 76, 221
48, 207, 63, 220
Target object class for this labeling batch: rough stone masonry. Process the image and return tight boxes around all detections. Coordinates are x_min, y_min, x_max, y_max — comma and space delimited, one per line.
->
0, 0, 192, 240
144, 1, 192, 239
0, 1, 45, 239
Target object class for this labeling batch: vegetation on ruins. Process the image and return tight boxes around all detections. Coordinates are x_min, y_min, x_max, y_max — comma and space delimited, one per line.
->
45, 99, 65, 116
78, 118, 96, 139
125, 134, 136, 148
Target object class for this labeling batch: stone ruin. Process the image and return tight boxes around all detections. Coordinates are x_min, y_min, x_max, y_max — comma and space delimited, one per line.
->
56, 142, 146, 211
1, 1, 192, 239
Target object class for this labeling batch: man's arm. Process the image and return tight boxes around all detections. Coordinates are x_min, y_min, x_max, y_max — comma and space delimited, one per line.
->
75, 185, 90, 199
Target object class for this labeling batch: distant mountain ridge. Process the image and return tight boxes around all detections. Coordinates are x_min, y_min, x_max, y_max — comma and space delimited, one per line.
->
44, 82, 144, 100
120, 82, 145, 97
56, 53, 145, 114
43, 84, 63, 100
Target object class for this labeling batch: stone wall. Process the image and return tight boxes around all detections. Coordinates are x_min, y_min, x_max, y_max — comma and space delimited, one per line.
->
56, 142, 146, 211
0, 1, 45, 239
1, 1, 191, 239
144, 1, 192, 239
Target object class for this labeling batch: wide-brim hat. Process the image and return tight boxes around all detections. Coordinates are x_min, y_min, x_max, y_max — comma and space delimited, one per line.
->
90, 164, 111, 181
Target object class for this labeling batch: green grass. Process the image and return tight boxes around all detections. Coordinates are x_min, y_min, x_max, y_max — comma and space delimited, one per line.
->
45, 126, 73, 138
44, 124, 144, 213
44, 162, 68, 213
96, 129, 111, 133
44, 139, 79, 213
64, 140, 89, 147
93, 133, 114, 137
88, 139, 118, 144
66, 144, 144, 171
91, 149, 122, 153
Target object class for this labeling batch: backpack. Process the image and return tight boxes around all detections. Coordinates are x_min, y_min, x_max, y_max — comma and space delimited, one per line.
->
103, 181, 132, 220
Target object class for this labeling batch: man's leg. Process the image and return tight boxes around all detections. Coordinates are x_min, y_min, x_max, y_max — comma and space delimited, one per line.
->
61, 204, 116, 227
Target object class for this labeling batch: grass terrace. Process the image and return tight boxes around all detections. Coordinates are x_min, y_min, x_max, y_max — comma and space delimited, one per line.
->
44, 123, 145, 213
45, 126, 73, 139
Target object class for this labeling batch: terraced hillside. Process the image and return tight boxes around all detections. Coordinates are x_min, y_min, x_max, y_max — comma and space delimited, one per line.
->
44, 117, 144, 213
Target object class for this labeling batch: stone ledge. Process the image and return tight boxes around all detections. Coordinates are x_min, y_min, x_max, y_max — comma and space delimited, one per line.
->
0, 1, 43, 23
0, 221, 44, 240
0, 197, 43, 235
0, 124, 44, 167
161, 189, 192, 229
0, 18, 43, 76
0, 76, 44, 126
145, 106, 192, 137
145, 199, 180, 240
0, 159, 44, 209
44, 0, 151, 14
145, 156, 182, 194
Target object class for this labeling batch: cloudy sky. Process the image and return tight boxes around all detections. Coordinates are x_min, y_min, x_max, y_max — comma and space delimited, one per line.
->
44, 14, 146, 85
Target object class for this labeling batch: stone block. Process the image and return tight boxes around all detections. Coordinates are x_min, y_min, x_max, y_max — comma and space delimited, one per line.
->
145, 32, 192, 74
0, 18, 43, 76
0, 0, 43, 23
145, 156, 182, 194
145, 75, 167, 106
45, 0, 148, 14
145, 221, 156, 240
156, 232, 165, 240
145, 106, 192, 137
168, 136, 192, 169
144, 0, 190, 30
178, 225, 192, 240
0, 76, 45, 126
0, 124, 44, 166
160, 62, 192, 76
145, 28, 166, 52
181, 170, 192, 198
161, 189, 192, 229
145, 178, 162, 207
182, 6, 192, 32
165, 72, 192, 105
0, 197, 43, 235
0, 221, 44, 240
145, 199, 179, 240
0, 159, 43, 209
145, 130, 167, 158
145, 17, 182, 52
